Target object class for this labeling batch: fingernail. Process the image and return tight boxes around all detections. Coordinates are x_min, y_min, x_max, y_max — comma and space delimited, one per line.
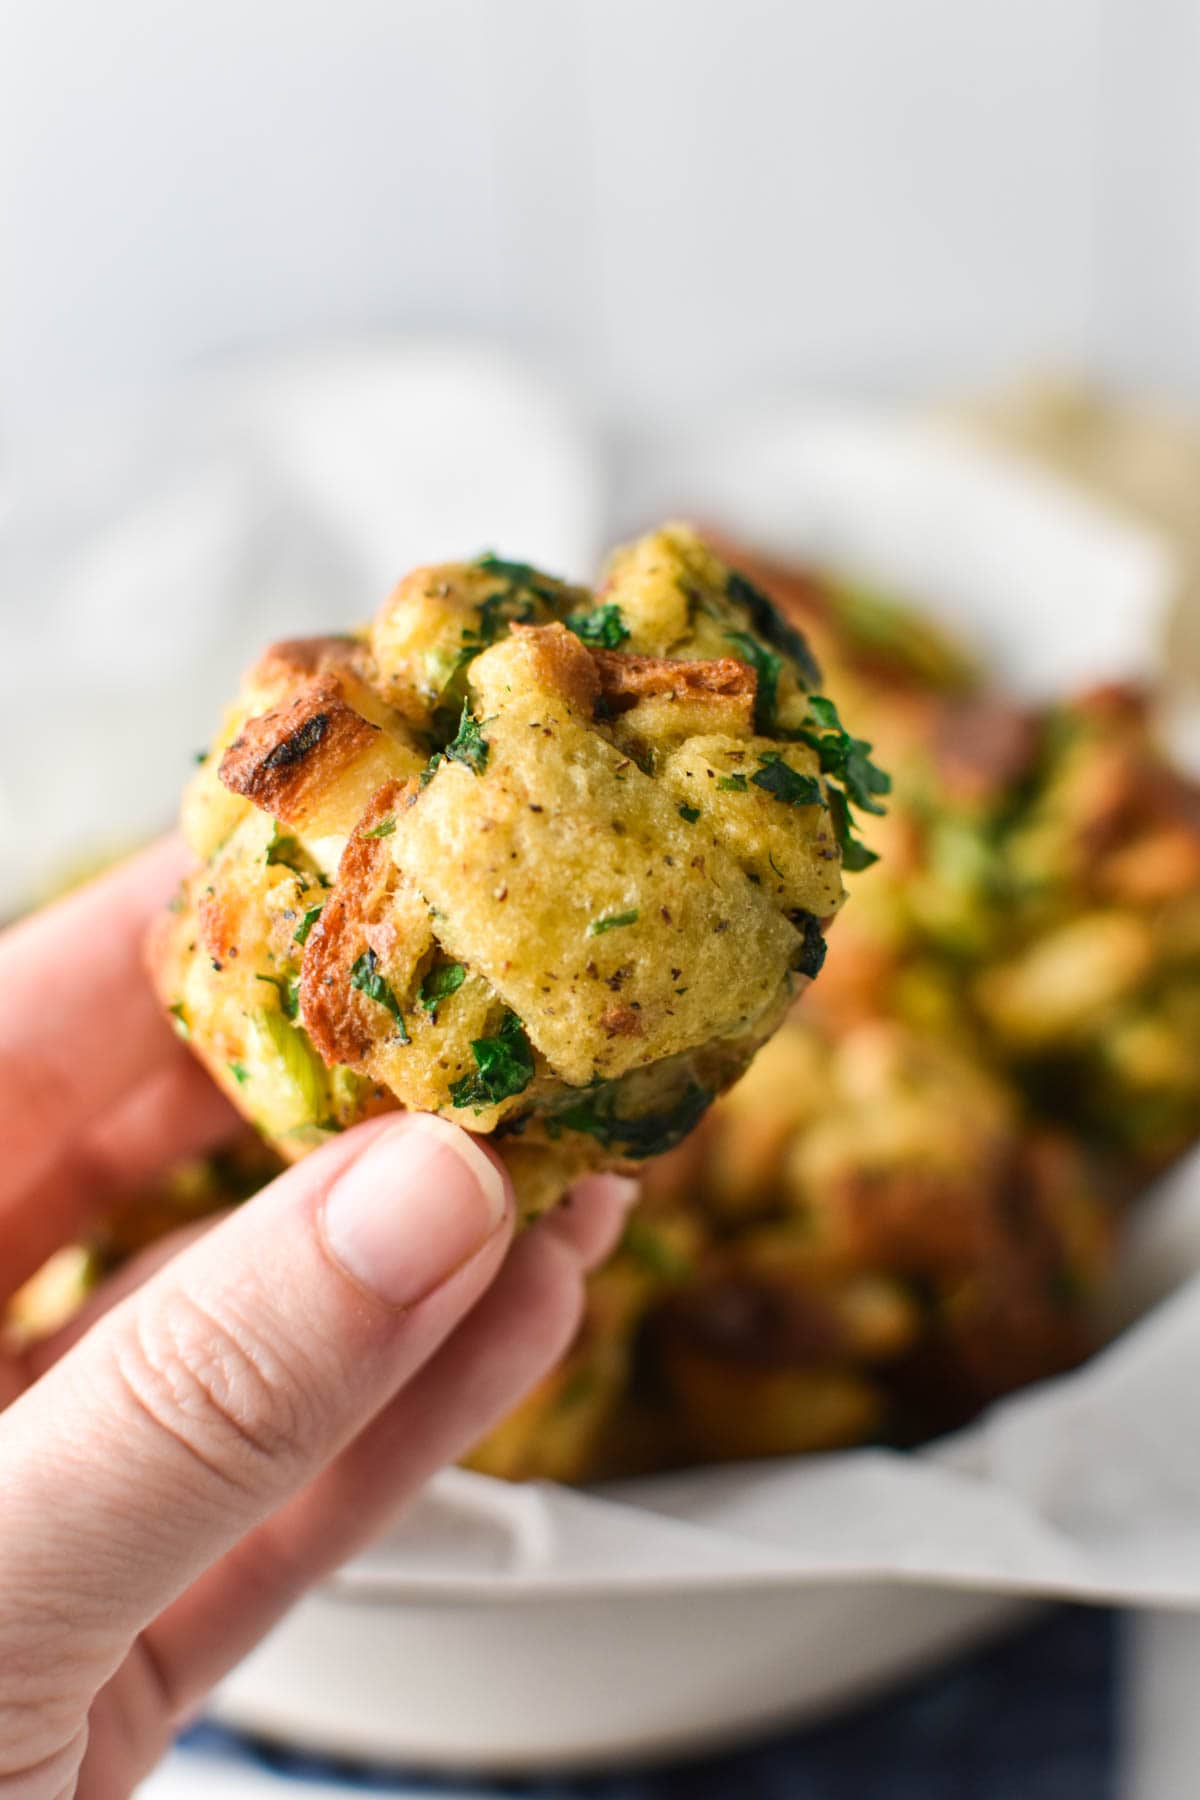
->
321, 1115, 509, 1307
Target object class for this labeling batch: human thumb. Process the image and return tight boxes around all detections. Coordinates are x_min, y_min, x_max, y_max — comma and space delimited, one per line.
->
0, 1113, 511, 1712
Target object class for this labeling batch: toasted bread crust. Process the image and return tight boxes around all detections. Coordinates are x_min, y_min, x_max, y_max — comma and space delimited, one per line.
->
300, 779, 412, 1067
590, 649, 757, 715
219, 676, 384, 827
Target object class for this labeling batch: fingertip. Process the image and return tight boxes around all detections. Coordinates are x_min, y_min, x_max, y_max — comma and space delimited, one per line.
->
536, 1170, 641, 1270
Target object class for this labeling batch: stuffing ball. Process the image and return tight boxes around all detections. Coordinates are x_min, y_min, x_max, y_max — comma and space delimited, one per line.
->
150, 526, 888, 1215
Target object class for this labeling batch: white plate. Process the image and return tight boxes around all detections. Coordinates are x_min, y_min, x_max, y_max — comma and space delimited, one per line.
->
213, 1581, 1032, 1773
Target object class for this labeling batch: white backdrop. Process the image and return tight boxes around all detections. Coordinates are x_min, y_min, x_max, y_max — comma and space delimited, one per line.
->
2, 0, 1199, 440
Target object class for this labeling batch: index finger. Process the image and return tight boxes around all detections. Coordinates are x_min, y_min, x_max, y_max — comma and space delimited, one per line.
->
0, 836, 192, 1214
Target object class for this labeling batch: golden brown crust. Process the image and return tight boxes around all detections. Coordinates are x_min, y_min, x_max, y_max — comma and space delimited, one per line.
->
299, 779, 412, 1066
507, 621, 600, 714
219, 675, 384, 828
590, 648, 757, 718
250, 634, 367, 689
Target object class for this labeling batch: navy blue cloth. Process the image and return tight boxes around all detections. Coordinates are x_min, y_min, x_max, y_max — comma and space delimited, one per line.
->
182, 1604, 1117, 1798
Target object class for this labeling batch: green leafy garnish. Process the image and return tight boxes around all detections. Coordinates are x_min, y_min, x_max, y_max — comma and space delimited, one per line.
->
750, 752, 824, 808
193, 749, 208, 766
419, 961, 467, 1017
349, 948, 410, 1041
475, 553, 566, 608
547, 1079, 713, 1159
294, 904, 323, 946
229, 1061, 250, 1085
168, 1002, 190, 1039
678, 803, 701, 824
451, 1012, 535, 1110
716, 772, 748, 792
794, 695, 890, 815
828, 788, 880, 871
786, 693, 891, 871
588, 909, 639, 936
445, 704, 490, 775
265, 824, 304, 869
790, 910, 828, 978
726, 569, 822, 689
724, 629, 783, 734
256, 972, 301, 1020
361, 816, 396, 840
566, 603, 630, 649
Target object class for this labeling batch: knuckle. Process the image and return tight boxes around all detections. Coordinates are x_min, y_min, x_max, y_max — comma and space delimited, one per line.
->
113, 1288, 328, 1490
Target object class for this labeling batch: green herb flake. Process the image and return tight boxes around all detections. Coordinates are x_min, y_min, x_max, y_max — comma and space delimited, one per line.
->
750, 753, 824, 808
349, 948, 410, 1042
444, 704, 490, 775
475, 552, 567, 608
548, 1079, 713, 1160
193, 749, 208, 766
678, 803, 701, 823
229, 1061, 250, 1085
726, 568, 822, 689
828, 787, 880, 871
794, 694, 891, 816
716, 771, 748, 792
168, 1002, 190, 1040
419, 961, 467, 1017
588, 909, 640, 936
361, 816, 396, 840
566, 602, 630, 649
294, 904, 323, 946
265, 824, 304, 869
724, 628, 784, 734
451, 1012, 535, 1110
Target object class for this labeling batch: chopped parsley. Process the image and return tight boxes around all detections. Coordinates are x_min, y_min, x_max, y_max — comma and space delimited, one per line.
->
168, 1002, 190, 1039
716, 771, 748, 792
451, 1012, 535, 1110
750, 752, 824, 808
548, 1079, 713, 1159
349, 948, 410, 1041
796, 695, 891, 815
294, 903, 323, 946
724, 628, 783, 734
678, 803, 701, 823
475, 553, 567, 608
265, 823, 304, 869
828, 787, 879, 871
193, 748, 208, 766
790, 910, 828, 978
361, 816, 396, 840
781, 693, 890, 871
726, 568, 822, 689
228, 1061, 250, 1085
566, 602, 630, 649
419, 961, 467, 1017
588, 909, 639, 936
420, 704, 491, 786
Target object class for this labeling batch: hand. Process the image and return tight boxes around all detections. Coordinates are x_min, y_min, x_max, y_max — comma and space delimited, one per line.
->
0, 840, 635, 1800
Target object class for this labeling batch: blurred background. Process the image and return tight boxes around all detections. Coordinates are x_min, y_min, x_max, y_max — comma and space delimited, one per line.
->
3, 0, 1199, 431
5, 5, 1200, 1798
4, 0, 1200, 916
